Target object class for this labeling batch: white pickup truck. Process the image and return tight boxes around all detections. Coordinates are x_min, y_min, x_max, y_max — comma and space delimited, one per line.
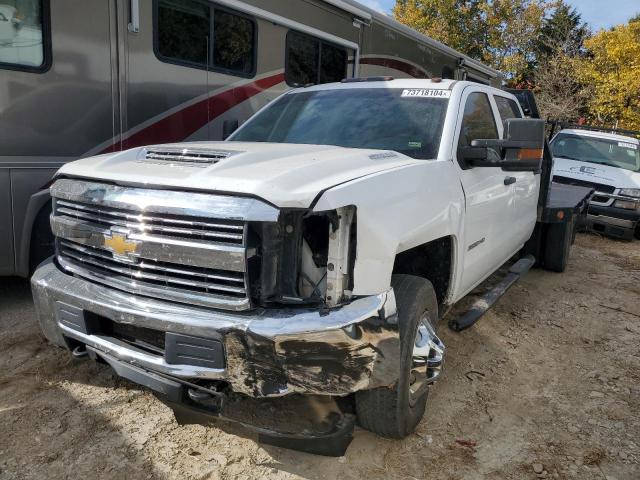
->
551, 127, 640, 240
32, 79, 587, 455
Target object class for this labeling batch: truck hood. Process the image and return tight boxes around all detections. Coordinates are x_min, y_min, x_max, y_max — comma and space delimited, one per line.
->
57, 142, 423, 208
552, 157, 640, 190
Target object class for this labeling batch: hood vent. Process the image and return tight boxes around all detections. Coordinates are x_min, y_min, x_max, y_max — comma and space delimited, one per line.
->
143, 147, 238, 167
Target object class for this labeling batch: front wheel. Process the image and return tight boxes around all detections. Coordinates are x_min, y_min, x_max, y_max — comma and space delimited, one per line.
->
355, 275, 444, 438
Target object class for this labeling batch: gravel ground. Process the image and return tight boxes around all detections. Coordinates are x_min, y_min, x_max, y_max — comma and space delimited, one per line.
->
0, 233, 639, 480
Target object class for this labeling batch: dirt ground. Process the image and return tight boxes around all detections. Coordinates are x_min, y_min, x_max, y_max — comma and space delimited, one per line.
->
1, 233, 638, 480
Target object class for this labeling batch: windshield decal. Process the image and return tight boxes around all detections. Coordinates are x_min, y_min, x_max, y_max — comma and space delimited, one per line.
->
618, 142, 638, 150
401, 89, 451, 98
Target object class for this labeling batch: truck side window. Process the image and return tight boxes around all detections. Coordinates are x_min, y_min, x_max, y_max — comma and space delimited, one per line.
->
494, 96, 523, 121
286, 31, 347, 86
0, 0, 49, 72
457, 92, 499, 151
156, 0, 256, 77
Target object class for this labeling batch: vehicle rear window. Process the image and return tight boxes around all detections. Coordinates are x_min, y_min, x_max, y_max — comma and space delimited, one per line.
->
0, 0, 49, 72
286, 31, 348, 86
156, 0, 255, 76
494, 96, 523, 121
230, 88, 449, 160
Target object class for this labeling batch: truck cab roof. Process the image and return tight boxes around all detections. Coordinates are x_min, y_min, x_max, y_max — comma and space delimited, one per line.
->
289, 78, 511, 98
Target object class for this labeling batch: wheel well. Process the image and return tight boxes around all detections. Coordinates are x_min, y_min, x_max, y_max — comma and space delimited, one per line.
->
29, 201, 54, 274
392, 237, 453, 307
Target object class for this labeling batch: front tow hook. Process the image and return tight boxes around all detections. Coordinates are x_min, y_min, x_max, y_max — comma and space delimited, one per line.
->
71, 345, 89, 359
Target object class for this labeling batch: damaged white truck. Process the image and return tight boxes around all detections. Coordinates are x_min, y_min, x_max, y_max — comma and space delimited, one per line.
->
32, 79, 589, 455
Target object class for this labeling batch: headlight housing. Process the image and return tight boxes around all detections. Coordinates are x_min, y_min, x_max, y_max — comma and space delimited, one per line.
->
248, 206, 356, 308
618, 188, 640, 198
614, 200, 640, 210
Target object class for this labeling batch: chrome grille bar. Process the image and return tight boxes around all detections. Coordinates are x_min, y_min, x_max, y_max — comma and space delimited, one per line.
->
56, 201, 244, 243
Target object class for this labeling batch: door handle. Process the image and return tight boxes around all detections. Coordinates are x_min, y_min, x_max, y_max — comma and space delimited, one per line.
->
504, 176, 517, 186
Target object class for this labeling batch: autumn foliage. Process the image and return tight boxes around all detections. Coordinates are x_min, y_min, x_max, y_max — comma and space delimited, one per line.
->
393, 0, 640, 130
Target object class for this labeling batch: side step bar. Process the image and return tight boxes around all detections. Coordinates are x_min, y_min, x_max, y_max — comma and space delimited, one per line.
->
449, 255, 535, 332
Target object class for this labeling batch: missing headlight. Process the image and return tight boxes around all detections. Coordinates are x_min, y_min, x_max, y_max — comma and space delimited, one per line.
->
248, 207, 356, 308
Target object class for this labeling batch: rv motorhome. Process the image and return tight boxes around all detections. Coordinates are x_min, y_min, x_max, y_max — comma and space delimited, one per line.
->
0, 0, 500, 278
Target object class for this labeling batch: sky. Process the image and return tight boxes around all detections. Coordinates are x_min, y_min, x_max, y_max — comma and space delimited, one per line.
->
358, 0, 639, 31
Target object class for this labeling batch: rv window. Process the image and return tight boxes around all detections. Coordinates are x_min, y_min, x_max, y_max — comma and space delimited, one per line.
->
213, 10, 255, 75
286, 31, 348, 86
158, 0, 210, 66
320, 43, 347, 84
0, 0, 49, 72
286, 31, 319, 86
494, 96, 523, 121
155, 0, 256, 76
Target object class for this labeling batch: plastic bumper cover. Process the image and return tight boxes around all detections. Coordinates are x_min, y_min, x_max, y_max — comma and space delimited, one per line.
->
31, 259, 400, 398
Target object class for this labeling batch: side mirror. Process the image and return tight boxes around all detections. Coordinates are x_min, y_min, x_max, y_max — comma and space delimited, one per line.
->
464, 118, 545, 172
222, 119, 239, 140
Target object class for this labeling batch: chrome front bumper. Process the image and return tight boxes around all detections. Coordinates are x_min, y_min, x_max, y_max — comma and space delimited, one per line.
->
32, 260, 400, 397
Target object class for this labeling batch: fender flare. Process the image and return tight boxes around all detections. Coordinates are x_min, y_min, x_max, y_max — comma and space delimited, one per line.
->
16, 189, 52, 277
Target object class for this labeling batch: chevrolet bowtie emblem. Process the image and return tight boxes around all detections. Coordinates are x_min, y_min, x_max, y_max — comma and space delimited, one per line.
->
104, 233, 138, 256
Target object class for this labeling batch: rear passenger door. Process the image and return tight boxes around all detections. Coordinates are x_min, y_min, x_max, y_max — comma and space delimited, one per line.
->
493, 94, 539, 246
455, 88, 518, 295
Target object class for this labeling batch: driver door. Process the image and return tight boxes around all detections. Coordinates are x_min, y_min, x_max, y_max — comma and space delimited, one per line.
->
454, 88, 519, 295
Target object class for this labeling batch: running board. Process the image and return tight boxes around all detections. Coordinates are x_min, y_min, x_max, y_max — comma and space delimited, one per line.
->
449, 255, 535, 332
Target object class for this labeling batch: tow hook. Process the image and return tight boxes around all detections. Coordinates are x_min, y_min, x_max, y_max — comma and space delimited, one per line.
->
187, 388, 224, 412
71, 345, 88, 359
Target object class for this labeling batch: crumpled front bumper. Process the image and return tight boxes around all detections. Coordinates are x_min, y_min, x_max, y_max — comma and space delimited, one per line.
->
31, 259, 401, 398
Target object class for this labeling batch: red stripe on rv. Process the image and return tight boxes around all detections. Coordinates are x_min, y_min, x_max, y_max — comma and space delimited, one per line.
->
359, 57, 427, 79
101, 73, 285, 153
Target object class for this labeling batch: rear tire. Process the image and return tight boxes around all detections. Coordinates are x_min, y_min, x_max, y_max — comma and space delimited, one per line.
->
634, 224, 640, 241
355, 274, 439, 438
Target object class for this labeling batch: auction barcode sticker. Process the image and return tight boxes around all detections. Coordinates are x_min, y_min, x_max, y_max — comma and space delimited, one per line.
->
401, 89, 451, 98
618, 142, 638, 150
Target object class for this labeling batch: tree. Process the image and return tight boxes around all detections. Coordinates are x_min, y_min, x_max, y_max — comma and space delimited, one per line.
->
393, 0, 489, 60
576, 21, 640, 130
533, 52, 590, 121
392, 0, 554, 79
534, 1, 589, 59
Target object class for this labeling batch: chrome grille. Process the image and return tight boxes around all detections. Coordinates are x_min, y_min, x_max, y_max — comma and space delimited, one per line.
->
55, 200, 244, 245
59, 240, 247, 298
144, 147, 236, 167
48, 179, 283, 312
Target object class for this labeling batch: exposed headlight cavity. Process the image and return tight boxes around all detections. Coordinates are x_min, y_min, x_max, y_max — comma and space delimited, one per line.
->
248, 206, 357, 307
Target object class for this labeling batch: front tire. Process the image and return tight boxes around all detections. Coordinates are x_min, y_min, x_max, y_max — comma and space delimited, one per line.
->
355, 275, 442, 438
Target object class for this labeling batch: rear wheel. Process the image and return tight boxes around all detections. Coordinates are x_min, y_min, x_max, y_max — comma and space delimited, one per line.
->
634, 223, 640, 241
355, 275, 444, 438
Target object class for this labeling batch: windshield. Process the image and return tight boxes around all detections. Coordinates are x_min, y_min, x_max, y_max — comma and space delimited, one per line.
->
229, 88, 449, 160
551, 133, 640, 172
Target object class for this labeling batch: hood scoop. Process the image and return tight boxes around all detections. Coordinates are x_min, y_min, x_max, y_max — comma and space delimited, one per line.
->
143, 147, 240, 167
